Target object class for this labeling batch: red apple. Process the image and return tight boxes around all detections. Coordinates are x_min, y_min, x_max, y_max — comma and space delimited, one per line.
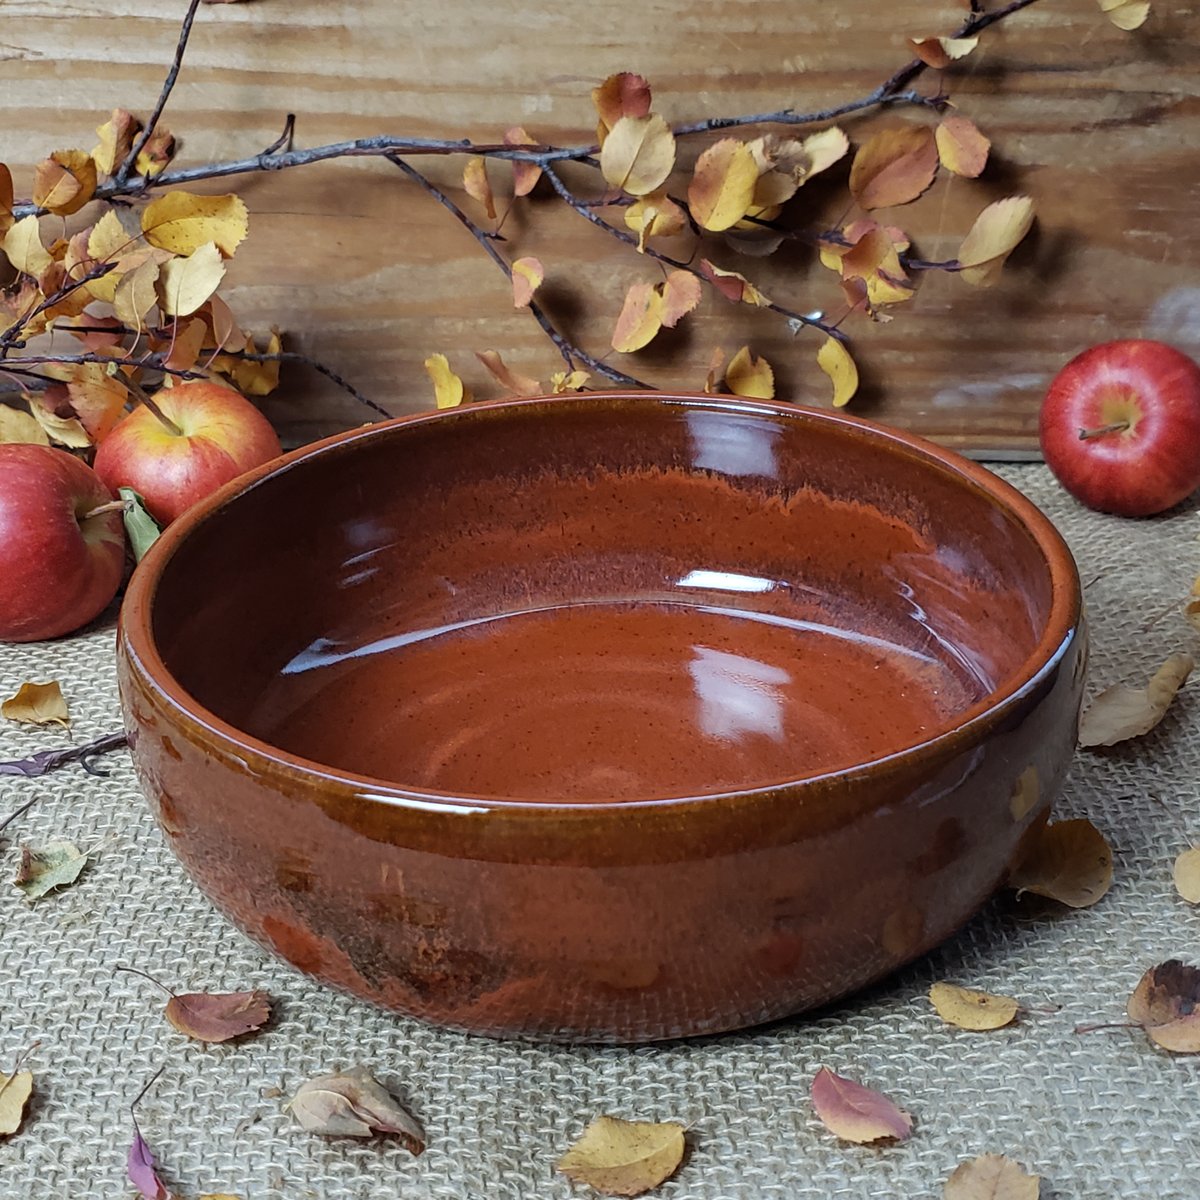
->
0, 444, 126, 642
1039, 339, 1200, 517
93, 380, 282, 525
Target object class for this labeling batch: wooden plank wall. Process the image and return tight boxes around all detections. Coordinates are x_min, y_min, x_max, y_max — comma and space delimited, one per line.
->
1, 0, 1197, 453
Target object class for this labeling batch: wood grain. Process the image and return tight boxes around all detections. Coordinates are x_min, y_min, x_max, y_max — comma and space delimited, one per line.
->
1, 0, 1197, 452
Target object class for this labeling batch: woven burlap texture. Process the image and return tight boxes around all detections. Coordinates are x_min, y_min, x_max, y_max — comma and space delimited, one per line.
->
1, 464, 1197, 1199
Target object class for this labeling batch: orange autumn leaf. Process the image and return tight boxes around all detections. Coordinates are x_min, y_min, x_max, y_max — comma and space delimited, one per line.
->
462, 157, 496, 219
687, 138, 759, 232
504, 127, 542, 197
476, 350, 542, 396
956, 195, 1035, 286
1127, 960, 1200, 1053
65, 363, 129, 441
698, 260, 771, 306
32, 150, 97, 217
611, 281, 664, 353
906, 35, 979, 69
936, 115, 991, 178
660, 270, 702, 328
826, 222, 914, 306
592, 72, 652, 137
135, 126, 177, 179
816, 337, 859, 408
849, 126, 939, 210
725, 345, 774, 399
162, 317, 209, 374
424, 353, 470, 409
600, 114, 676, 197
511, 256, 544, 308
810, 1067, 912, 1144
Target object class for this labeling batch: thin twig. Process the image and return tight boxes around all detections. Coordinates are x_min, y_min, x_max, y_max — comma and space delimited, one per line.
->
116, 965, 177, 998
0, 731, 128, 778
0, 797, 40, 838
223, 350, 393, 419
0, 263, 117, 356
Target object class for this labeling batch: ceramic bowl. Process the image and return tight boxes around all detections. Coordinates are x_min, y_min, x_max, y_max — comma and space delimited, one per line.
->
117, 393, 1084, 1043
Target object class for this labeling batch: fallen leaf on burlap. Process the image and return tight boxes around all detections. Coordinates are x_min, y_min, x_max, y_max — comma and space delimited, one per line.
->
848, 126, 938, 210
810, 1066, 912, 1143
956, 195, 1035, 287
120, 488, 162, 563
32, 149, 97, 216
92, 108, 142, 175
511, 257, 544, 308
943, 1154, 1040, 1200
1127, 960, 1200, 1053
0, 406, 49, 446
142, 191, 247, 256
1007, 818, 1112, 908
907, 35, 979, 69
289, 1065, 425, 1152
424, 354, 470, 409
476, 350, 541, 397
929, 982, 1019, 1030
1078, 652, 1193, 747
816, 336, 858, 408
1173, 846, 1200, 904
936, 115, 991, 178
0, 1065, 33, 1137
165, 989, 272, 1043
1096, 0, 1150, 31
599, 114, 676, 196
1184, 575, 1200, 631
14, 841, 88, 901
462, 156, 496, 219
725, 345, 774, 399
128, 1127, 170, 1200
2, 681, 70, 727
556, 1115, 685, 1196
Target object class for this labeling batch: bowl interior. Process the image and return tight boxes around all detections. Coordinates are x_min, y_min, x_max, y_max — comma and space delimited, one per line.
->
147, 395, 1059, 803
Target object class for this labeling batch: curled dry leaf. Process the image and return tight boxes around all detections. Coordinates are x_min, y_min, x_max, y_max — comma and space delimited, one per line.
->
687, 138, 759, 232
1127, 960, 1200, 1053
0, 1067, 33, 1137
290, 1065, 425, 1153
505, 127, 543, 197
511, 256, 544, 308
725, 345, 774, 399
936, 115, 991, 178
156, 241, 226, 317
599, 114, 676, 197
2, 680, 70, 727
660, 270, 702, 329
624, 190, 686, 251
166, 989, 272, 1043
816, 337, 858, 408
32, 149, 97, 216
907, 35, 979, 69
141, 191, 248, 256
424, 354, 469, 409
810, 1066, 912, 1144
1097, 0, 1151, 31
1007, 818, 1113, 909
698, 260, 770, 306
956, 196, 1035, 287
556, 1115, 685, 1197
849, 126, 939, 210
1173, 845, 1200, 904
943, 1154, 1040, 1200
15, 841, 88, 902
128, 1127, 170, 1200
462, 156, 496, 219
476, 350, 542, 397
929, 982, 1019, 1031
612, 281, 664, 353
551, 369, 590, 394
136, 127, 178, 180
1078, 652, 1193, 748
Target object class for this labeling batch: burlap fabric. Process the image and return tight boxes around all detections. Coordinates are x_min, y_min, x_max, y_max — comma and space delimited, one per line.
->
1, 464, 1197, 1199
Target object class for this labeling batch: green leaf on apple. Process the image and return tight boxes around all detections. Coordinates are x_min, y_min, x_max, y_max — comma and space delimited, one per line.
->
119, 487, 161, 563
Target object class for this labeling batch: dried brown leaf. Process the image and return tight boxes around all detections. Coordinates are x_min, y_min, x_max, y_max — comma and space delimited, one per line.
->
849, 126, 938, 210
476, 350, 542, 397
943, 1154, 1040, 1200
92, 108, 142, 176
14, 841, 88, 901
1173, 846, 1200, 904
599, 114, 676, 197
957, 196, 1035, 287
1097, 0, 1150, 31
611, 281, 664, 353
929, 982, 1019, 1030
725, 345, 774, 399
1007, 818, 1113, 908
936, 115, 991, 178
290, 1065, 424, 1152
504, 126, 543, 197
556, 1115, 685, 1196
1078, 652, 1193, 747
816, 336, 858, 408
511, 256, 544, 308
32, 150, 97, 217
698, 259, 771, 306
2, 681, 69, 727
659, 270, 702, 328
165, 989, 272, 1043
810, 1067, 912, 1143
1127, 960, 1200, 1052
142, 191, 247, 256
0, 1069, 33, 1137
462, 156, 496, 219
687, 138, 758, 231
907, 35, 979, 69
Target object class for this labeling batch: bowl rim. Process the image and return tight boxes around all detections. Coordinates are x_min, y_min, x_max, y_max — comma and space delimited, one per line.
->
118, 391, 1082, 812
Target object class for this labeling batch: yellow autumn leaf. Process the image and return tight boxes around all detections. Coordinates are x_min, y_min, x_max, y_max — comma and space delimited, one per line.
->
0, 164, 13, 235
556, 1116, 685, 1197
1097, 0, 1150, 30
462, 156, 496, 219
849, 126, 939, 210
599, 114, 676, 197
230, 328, 283, 396
801, 127, 850, 179
3, 216, 53, 278
142, 191, 248, 256
0, 406, 50, 446
476, 350, 542, 396
2, 680, 70, 727
156, 241, 226, 317
929, 982, 1020, 1031
725, 345, 774, 399
92, 108, 142, 176
28, 397, 91, 448
624, 190, 686, 251
32, 150, 97, 217
1173, 846, 1200, 904
550, 369, 590, 393
936, 115, 991, 178
0, 1069, 33, 1136
611, 281, 664, 353
1007, 818, 1113, 909
687, 138, 758, 232
957, 196, 1035, 287
86, 209, 134, 265
816, 337, 859, 408
424, 353, 470, 409
135, 127, 177, 179
907, 35, 979, 69
511, 256, 544, 308
113, 257, 162, 333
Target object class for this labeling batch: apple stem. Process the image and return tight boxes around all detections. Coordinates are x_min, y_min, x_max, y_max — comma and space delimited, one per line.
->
82, 500, 126, 520
122, 376, 183, 438
1078, 420, 1130, 441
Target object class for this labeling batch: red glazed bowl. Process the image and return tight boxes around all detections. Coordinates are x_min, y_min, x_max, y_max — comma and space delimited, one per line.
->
117, 393, 1084, 1042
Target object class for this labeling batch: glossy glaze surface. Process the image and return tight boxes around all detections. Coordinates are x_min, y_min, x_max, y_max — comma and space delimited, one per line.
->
117, 394, 1085, 1041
